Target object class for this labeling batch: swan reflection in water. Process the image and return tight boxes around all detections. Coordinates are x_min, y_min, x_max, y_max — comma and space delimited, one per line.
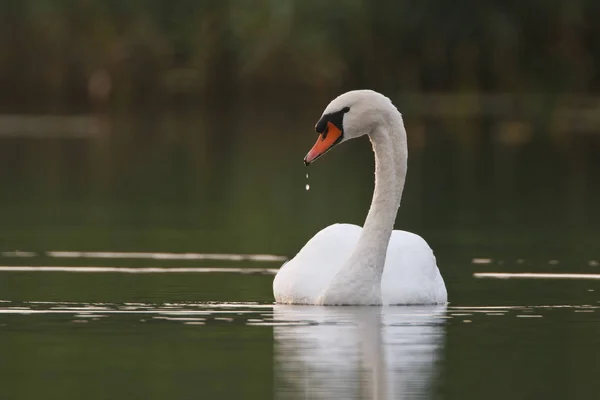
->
273, 305, 446, 399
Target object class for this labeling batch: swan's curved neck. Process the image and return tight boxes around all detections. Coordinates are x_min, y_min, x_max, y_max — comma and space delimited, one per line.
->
321, 112, 407, 305
360, 118, 407, 266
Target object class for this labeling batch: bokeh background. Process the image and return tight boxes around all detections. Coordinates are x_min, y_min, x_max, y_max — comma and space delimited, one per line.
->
1, 0, 599, 286
2, 2, 600, 400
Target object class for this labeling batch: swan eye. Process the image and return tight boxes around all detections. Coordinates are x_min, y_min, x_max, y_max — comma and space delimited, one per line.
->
314, 106, 350, 135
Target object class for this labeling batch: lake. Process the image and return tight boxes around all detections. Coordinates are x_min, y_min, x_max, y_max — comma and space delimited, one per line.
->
1, 265, 599, 399
1, 104, 599, 399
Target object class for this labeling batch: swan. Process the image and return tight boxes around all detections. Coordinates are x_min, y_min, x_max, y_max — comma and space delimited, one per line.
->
273, 90, 447, 305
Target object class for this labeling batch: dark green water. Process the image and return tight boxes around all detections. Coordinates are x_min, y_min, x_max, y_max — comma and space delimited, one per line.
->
1, 108, 600, 399
1, 271, 600, 400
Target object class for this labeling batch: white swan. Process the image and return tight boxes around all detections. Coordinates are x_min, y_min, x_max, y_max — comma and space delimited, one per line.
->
273, 90, 447, 305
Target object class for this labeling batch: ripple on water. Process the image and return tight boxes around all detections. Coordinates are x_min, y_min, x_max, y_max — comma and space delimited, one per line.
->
1, 250, 288, 262
0, 301, 598, 327
0, 300, 276, 325
0, 266, 279, 274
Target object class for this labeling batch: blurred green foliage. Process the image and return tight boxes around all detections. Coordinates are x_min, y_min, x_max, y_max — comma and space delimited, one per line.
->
1, 0, 600, 112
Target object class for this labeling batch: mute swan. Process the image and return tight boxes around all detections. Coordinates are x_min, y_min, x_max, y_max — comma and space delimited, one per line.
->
273, 90, 447, 305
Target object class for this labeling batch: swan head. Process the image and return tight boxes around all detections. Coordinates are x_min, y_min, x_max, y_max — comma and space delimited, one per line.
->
304, 90, 396, 165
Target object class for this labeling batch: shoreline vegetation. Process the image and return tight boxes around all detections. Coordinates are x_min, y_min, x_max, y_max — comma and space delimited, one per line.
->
1, 1, 600, 112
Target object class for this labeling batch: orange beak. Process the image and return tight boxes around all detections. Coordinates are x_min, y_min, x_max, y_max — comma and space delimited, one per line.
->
304, 122, 343, 165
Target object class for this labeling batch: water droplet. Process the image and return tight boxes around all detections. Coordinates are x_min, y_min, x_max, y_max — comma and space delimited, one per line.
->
306, 173, 309, 179
305, 184, 310, 191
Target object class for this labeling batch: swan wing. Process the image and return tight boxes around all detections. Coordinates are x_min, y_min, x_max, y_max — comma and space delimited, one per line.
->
382, 230, 448, 305
273, 224, 361, 304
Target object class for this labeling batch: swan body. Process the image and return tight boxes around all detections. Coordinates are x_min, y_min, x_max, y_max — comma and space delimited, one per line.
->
273, 90, 447, 305
274, 224, 446, 305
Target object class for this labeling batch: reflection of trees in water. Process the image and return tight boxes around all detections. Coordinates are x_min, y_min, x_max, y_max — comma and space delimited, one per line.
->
0, 104, 598, 256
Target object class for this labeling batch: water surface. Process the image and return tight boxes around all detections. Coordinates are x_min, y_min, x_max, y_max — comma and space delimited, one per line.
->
1, 109, 599, 399
2, 266, 600, 400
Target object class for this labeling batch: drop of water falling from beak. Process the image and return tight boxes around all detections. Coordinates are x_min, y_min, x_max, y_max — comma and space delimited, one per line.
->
305, 173, 310, 191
